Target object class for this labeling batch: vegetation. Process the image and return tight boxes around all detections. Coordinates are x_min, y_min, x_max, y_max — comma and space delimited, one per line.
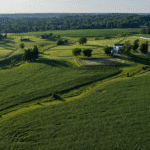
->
103, 46, 113, 55
140, 41, 149, 54
23, 45, 39, 61
72, 48, 82, 56
119, 40, 132, 56
1, 28, 150, 150
78, 37, 87, 45
83, 49, 92, 57
0, 13, 150, 33
19, 43, 25, 49
133, 39, 139, 51
141, 25, 150, 34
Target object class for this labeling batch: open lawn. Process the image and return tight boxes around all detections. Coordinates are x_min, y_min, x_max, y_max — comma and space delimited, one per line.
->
1, 29, 150, 149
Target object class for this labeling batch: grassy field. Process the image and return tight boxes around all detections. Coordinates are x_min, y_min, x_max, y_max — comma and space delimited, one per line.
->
1, 28, 150, 149
1, 71, 150, 150
14, 28, 141, 37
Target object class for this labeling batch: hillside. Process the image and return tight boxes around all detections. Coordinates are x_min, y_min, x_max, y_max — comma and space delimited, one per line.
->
0, 29, 150, 149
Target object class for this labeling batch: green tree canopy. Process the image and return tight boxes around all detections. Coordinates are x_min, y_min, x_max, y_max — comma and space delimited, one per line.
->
133, 39, 139, 51
140, 41, 149, 54
19, 43, 25, 49
78, 37, 87, 45
72, 48, 82, 56
119, 40, 132, 56
83, 49, 92, 57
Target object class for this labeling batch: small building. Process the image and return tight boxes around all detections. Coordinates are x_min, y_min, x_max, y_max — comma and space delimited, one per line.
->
112, 44, 124, 55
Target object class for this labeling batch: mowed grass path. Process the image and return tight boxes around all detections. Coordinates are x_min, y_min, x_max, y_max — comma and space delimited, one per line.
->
0, 71, 150, 149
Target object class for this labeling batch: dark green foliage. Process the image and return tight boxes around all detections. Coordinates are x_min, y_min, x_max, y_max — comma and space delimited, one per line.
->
133, 39, 139, 51
33, 45, 39, 59
72, 48, 82, 56
63, 39, 68, 44
52, 93, 60, 99
140, 41, 149, 54
141, 26, 150, 34
127, 72, 129, 77
83, 49, 92, 57
57, 39, 64, 45
49, 33, 53, 37
116, 32, 132, 37
78, 37, 87, 45
0, 33, 7, 40
119, 41, 132, 56
103, 46, 113, 55
19, 43, 25, 49
23, 45, 39, 61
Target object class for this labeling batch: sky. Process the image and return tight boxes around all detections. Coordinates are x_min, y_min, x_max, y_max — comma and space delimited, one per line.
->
0, 0, 150, 14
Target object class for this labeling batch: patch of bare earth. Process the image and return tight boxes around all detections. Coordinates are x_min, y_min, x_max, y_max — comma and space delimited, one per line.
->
78, 58, 125, 66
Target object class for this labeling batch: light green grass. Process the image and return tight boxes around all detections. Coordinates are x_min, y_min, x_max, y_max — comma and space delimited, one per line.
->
0, 49, 12, 57
14, 28, 141, 37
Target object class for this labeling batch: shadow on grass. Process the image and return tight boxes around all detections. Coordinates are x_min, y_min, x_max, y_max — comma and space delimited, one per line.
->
0, 38, 16, 45
36, 57, 74, 68
0, 53, 24, 69
128, 54, 150, 65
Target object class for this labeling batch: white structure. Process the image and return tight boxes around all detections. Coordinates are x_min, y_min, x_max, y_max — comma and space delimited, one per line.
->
112, 44, 124, 55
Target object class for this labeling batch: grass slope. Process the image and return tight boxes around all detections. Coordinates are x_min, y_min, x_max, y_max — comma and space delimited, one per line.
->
0, 57, 120, 115
1, 72, 150, 150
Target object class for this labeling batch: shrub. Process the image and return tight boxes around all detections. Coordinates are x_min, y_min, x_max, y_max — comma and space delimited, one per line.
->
119, 41, 132, 56
19, 43, 25, 49
52, 93, 60, 99
127, 73, 129, 77
63, 39, 68, 44
83, 49, 92, 57
72, 48, 82, 56
133, 39, 139, 51
78, 37, 87, 45
23, 45, 39, 61
57, 39, 64, 45
140, 41, 148, 54
103, 46, 113, 55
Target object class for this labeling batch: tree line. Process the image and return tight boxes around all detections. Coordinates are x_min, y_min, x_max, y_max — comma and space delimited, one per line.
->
0, 13, 150, 33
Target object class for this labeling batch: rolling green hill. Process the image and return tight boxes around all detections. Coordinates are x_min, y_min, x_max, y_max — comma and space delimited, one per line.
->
0, 29, 150, 149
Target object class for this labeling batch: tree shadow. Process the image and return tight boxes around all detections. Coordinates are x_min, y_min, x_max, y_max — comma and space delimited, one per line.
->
85, 44, 104, 48
0, 53, 23, 69
128, 54, 150, 65
36, 57, 73, 68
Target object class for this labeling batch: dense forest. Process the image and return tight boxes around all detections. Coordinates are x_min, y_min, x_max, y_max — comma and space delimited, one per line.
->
0, 13, 150, 33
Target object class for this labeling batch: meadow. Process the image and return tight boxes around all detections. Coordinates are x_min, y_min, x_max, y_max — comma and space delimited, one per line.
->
14, 28, 141, 37
0, 28, 150, 150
